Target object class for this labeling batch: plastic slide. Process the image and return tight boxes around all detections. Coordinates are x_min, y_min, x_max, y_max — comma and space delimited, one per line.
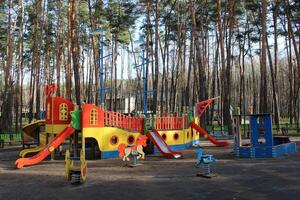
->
147, 130, 183, 159
190, 121, 229, 147
19, 145, 45, 158
15, 125, 75, 168
22, 120, 45, 146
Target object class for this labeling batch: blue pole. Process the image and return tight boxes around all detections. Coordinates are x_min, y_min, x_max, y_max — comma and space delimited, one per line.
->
142, 49, 147, 114
100, 34, 105, 105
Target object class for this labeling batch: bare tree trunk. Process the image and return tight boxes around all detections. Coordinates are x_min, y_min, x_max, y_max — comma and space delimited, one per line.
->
186, 1, 194, 109
266, 35, 280, 128
66, 0, 72, 101
211, 29, 219, 122
70, 0, 80, 107
159, 24, 167, 114
217, 0, 225, 128
14, 0, 24, 131
259, 0, 268, 113
1, 0, 14, 132
114, 38, 118, 111
56, 0, 63, 96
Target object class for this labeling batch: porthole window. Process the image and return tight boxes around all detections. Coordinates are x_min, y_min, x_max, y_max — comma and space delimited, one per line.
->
127, 135, 135, 144
174, 133, 179, 140
59, 103, 68, 121
162, 133, 167, 141
110, 136, 119, 145
258, 137, 266, 144
90, 109, 98, 125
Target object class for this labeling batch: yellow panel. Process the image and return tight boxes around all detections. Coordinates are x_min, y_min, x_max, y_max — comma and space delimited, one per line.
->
83, 127, 141, 151
157, 130, 185, 146
46, 124, 68, 134
39, 132, 47, 145
157, 127, 198, 146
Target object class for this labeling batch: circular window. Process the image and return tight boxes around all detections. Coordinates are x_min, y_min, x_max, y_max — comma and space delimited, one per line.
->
258, 137, 266, 144
127, 135, 135, 144
173, 133, 179, 140
110, 136, 119, 145
161, 133, 167, 141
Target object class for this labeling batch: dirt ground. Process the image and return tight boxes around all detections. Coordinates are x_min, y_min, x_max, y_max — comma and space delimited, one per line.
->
1, 139, 300, 200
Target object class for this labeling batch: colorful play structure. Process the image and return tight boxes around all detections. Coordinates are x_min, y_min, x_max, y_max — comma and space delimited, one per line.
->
233, 114, 297, 158
15, 83, 229, 182
15, 83, 298, 183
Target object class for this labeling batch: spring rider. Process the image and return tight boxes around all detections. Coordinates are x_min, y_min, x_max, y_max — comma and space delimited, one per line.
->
118, 135, 147, 167
195, 145, 217, 178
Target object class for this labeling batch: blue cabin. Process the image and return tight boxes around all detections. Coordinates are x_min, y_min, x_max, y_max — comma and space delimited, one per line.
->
234, 114, 297, 158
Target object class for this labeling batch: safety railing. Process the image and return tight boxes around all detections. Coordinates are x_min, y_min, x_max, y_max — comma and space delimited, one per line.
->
103, 111, 144, 132
154, 115, 189, 130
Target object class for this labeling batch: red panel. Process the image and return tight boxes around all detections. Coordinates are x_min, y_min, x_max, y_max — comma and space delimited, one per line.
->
45, 97, 74, 125
82, 104, 104, 128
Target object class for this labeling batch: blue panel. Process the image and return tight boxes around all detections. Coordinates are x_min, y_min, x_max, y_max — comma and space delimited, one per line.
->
237, 142, 297, 158
250, 114, 273, 147
273, 143, 297, 157
254, 147, 273, 158
101, 150, 119, 159
236, 147, 252, 157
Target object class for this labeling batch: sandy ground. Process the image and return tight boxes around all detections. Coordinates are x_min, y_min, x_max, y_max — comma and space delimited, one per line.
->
0, 139, 300, 200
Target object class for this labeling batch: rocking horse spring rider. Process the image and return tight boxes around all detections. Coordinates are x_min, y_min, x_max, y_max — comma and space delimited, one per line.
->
195, 145, 217, 178
118, 135, 147, 167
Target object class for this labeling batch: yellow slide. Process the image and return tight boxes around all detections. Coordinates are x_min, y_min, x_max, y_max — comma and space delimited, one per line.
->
20, 120, 47, 158
19, 145, 45, 158
19, 132, 51, 157
22, 120, 45, 145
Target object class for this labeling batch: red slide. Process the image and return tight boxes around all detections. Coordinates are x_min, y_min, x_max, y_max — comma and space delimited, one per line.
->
190, 121, 229, 147
147, 130, 183, 159
15, 125, 75, 168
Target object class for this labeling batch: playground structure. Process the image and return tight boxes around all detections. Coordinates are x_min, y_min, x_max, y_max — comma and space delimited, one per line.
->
234, 114, 297, 158
15, 84, 229, 184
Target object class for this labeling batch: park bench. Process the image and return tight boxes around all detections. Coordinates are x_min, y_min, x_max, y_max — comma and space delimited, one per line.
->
0, 133, 22, 147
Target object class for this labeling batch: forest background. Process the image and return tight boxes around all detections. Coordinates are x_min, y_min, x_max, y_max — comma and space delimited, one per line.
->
0, 0, 299, 134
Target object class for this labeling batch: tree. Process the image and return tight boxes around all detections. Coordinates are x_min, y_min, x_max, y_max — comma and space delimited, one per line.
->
259, 0, 268, 113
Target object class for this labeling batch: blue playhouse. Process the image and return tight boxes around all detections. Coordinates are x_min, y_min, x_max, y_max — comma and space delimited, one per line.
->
234, 114, 297, 158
